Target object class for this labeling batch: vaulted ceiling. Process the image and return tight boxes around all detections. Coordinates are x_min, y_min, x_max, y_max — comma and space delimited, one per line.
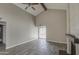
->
14, 3, 68, 16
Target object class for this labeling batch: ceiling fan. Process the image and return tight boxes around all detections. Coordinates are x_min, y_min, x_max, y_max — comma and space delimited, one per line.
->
22, 3, 39, 10
22, 3, 47, 11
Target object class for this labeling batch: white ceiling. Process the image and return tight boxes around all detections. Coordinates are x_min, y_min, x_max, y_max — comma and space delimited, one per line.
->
14, 3, 68, 16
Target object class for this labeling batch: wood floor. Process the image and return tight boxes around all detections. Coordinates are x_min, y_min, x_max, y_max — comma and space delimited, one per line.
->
0, 42, 5, 52
0, 39, 67, 55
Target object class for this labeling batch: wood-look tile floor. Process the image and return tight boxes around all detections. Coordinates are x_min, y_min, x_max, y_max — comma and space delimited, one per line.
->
0, 43, 5, 51
0, 39, 67, 55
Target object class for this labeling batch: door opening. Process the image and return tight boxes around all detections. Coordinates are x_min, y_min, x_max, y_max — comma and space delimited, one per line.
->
0, 21, 6, 52
38, 26, 46, 40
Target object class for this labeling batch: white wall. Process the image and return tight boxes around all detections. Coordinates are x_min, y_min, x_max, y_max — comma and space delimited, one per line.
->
0, 3, 37, 49
69, 3, 79, 38
65, 3, 79, 54
36, 9, 66, 43
45, 3, 68, 10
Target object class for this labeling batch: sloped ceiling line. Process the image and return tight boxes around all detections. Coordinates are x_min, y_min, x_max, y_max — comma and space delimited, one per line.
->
14, 3, 68, 16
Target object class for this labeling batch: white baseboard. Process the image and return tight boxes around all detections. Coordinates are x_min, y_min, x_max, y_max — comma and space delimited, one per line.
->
47, 40, 67, 44
6, 39, 36, 49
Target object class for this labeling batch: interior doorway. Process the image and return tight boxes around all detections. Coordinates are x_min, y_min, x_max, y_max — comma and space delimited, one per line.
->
38, 26, 46, 40
0, 21, 6, 52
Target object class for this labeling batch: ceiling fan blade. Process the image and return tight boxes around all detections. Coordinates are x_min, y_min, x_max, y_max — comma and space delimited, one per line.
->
41, 3, 47, 11
22, 3, 31, 6
31, 7, 36, 10
31, 3, 39, 5
25, 7, 28, 9
22, 3, 38, 10
22, 3, 38, 5
22, 3, 28, 5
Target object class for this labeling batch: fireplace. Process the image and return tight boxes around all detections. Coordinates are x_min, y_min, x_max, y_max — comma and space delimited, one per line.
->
0, 25, 3, 43
0, 21, 6, 44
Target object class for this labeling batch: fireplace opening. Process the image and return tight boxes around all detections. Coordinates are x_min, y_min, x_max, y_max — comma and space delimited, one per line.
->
0, 21, 6, 52
0, 25, 3, 43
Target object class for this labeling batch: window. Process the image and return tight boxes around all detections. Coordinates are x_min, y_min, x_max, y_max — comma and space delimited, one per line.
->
38, 26, 46, 39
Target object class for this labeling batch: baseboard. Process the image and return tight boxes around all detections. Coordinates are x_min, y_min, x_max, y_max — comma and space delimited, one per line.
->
6, 39, 36, 49
47, 40, 67, 44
